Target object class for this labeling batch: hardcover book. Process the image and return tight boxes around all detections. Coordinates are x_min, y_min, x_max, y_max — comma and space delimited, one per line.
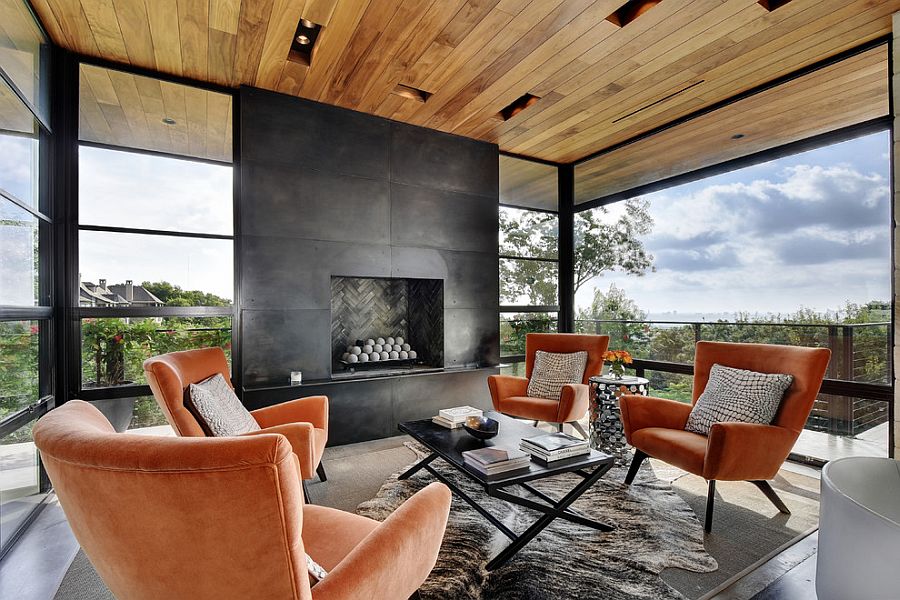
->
521, 432, 588, 453
438, 406, 484, 423
462, 447, 528, 466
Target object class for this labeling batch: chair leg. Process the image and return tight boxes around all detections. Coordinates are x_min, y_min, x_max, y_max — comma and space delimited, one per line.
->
624, 449, 647, 485
302, 479, 311, 504
569, 420, 589, 440
705, 480, 716, 533
555, 422, 563, 433
532, 420, 539, 428
316, 462, 327, 482
750, 480, 791, 514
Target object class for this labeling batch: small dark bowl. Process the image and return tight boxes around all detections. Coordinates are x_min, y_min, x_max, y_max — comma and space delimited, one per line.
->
463, 416, 499, 440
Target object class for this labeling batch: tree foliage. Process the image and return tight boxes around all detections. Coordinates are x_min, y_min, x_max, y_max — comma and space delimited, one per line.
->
573, 199, 655, 294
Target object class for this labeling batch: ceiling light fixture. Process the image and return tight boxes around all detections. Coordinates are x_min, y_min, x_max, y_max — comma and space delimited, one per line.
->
288, 18, 323, 67
731, 133, 746, 139
162, 117, 176, 125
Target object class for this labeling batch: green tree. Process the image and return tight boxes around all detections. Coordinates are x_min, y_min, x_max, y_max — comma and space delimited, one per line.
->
573, 199, 655, 294
141, 281, 232, 307
499, 200, 655, 305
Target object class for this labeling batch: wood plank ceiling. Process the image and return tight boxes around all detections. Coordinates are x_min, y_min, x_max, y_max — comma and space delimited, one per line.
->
575, 44, 890, 203
29, 0, 900, 169
79, 64, 233, 162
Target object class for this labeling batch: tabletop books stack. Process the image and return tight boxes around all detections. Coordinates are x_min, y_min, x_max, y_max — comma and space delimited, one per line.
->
520, 432, 590, 464
432, 406, 482, 429
462, 447, 531, 478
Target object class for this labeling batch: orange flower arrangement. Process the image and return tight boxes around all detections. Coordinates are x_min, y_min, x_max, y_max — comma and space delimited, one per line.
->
603, 349, 632, 379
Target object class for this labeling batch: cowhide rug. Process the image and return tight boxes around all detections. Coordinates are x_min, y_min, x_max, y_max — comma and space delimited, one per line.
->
356, 443, 717, 599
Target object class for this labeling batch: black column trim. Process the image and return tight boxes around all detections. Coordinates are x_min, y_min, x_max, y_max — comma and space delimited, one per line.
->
558, 164, 575, 332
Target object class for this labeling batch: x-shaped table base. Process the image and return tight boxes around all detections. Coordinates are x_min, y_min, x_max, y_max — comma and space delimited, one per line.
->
399, 453, 614, 570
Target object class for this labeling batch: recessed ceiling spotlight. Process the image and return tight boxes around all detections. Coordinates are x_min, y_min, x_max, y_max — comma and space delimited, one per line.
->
296, 34, 310, 45
301, 18, 316, 28
731, 133, 745, 139
162, 117, 176, 125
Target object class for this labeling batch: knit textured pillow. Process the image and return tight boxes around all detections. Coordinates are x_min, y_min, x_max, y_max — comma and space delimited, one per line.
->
685, 363, 794, 436
187, 373, 260, 436
526, 350, 588, 401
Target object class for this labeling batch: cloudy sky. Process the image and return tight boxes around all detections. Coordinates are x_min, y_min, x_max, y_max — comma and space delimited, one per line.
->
78, 146, 234, 298
575, 131, 892, 318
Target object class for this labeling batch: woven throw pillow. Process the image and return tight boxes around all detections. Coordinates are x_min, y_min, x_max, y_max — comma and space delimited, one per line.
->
685, 363, 794, 435
187, 373, 260, 436
526, 350, 588, 401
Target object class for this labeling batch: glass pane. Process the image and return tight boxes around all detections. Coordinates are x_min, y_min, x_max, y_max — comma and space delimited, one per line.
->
0, 198, 37, 305
500, 258, 558, 305
81, 317, 231, 388
79, 146, 233, 235
795, 396, 889, 461
642, 370, 693, 404
0, 0, 49, 122
0, 319, 39, 419
79, 231, 234, 305
500, 361, 527, 377
500, 206, 558, 259
500, 312, 558, 358
1, 419, 43, 550
0, 77, 39, 207
127, 396, 173, 434
499, 155, 558, 211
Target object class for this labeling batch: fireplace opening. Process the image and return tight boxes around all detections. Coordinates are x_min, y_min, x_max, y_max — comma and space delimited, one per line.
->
330, 276, 444, 378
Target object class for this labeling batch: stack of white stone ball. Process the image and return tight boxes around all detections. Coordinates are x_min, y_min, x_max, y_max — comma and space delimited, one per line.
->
342, 336, 417, 364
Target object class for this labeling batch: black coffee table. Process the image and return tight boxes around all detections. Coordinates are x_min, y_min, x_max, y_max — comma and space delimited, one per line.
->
398, 411, 615, 570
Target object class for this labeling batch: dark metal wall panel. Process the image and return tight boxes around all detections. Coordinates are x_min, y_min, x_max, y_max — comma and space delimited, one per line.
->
390, 122, 499, 198
241, 160, 392, 243
241, 308, 332, 382
240, 87, 390, 178
238, 87, 500, 421
241, 236, 392, 310
390, 182, 498, 253
243, 367, 499, 446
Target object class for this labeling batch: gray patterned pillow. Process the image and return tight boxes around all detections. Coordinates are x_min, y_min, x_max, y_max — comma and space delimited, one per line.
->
307, 553, 328, 585
187, 373, 260, 436
526, 350, 588, 401
685, 364, 793, 435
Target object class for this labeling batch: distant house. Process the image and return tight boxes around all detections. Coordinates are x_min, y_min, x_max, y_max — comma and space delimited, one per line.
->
79, 278, 164, 308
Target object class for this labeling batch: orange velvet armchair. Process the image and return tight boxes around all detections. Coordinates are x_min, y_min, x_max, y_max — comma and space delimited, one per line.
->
34, 401, 451, 600
620, 341, 831, 532
143, 347, 328, 501
488, 333, 609, 438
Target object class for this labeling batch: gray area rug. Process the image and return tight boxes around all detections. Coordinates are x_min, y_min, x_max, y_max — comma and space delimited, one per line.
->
356, 442, 717, 600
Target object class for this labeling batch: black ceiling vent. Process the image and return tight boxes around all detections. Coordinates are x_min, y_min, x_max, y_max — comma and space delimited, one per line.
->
758, 0, 793, 11
499, 93, 540, 121
606, 0, 662, 28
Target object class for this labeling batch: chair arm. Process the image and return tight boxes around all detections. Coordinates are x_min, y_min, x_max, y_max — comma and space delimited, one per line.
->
311, 482, 452, 600
241, 423, 316, 479
487, 375, 529, 409
557, 383, 590, 423
250, 395, 328, 431
619, 395, 693, 440
703, 422, 798, 481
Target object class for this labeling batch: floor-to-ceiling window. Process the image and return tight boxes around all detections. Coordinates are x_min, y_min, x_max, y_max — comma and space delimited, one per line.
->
74, 63, 234, 433
0, 0, 52, 556
574, 131, 893, 462
498, 155, 560, 374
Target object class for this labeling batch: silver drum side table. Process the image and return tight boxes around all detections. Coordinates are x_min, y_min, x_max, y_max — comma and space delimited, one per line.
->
588, 375, 649, 464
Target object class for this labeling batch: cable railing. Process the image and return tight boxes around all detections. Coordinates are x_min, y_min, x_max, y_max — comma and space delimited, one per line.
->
500, 317, 892, 445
